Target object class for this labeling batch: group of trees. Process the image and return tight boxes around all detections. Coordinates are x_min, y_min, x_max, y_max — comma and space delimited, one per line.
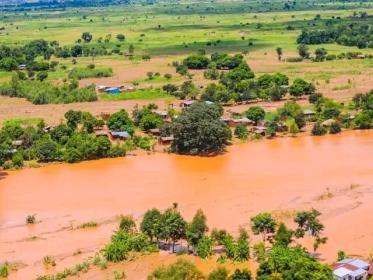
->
297, 22, 373, 49
105, 204, 333, 280
0, 110, 128, 168
0, 74, 97, 104
171, 51, 317, 104
132, 104, 165, 131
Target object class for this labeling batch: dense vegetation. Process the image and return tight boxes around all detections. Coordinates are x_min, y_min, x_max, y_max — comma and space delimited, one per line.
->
100, 204, 333, 280
0, 107, 157, 169
0, 74, 97, 104
297, 20, 372, 49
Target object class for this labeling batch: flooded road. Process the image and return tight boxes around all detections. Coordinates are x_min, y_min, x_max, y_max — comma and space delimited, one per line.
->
0, 130, 372, 279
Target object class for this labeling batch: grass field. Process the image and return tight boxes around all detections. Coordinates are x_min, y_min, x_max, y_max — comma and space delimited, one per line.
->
100, 88, 173, 101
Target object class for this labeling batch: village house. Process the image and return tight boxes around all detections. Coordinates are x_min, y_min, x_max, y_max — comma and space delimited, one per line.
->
110, 131, 130, 140
159, 136, 174, 145
179, 100, 195, 108
332, 258, 371, 280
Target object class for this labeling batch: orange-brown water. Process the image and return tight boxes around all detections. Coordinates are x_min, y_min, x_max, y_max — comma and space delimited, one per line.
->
0, 130, 372, 279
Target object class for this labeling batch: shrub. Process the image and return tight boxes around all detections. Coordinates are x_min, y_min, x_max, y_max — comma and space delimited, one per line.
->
196, 236, 213, 259
26, 214, 36, 224
0, 263, 9, 278
311, 123, 327, 136
208, 267, 229, 280
286, 57, 303, 62
148, 259, 204, 280
183, 55, 210, 69
43, 256, 56, 268
329, 122, 341, 134
234, 125, 248, 140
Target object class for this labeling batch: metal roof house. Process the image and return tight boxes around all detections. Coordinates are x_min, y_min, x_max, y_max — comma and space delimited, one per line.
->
110, 131, 130, 139
332, 258, 370, 280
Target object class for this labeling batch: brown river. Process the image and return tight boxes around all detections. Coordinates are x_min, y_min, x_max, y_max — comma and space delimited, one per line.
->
0, 130, 372, 279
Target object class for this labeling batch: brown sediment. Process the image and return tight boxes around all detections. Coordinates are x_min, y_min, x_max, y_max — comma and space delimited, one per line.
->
0, 130, 372, 279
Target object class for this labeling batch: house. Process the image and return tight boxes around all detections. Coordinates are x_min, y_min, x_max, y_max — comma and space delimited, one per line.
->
180, 100, 195, 108
332, 258, 370, 280
148, 128, 161, 136
303, 109, 316, 116
159, 136, 174, 145
251, 126, 267, 136
12, 140, 23, 147
232, 117, 255, 127
110, 131, 130, 140
17, 64, 26, 70
322, 119, 336, 127
153, 110, 168, 119
104, 87, 122, 94
97, 85, 110, 92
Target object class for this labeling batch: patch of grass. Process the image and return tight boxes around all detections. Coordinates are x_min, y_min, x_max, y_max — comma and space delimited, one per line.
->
332, 84, 353, 91
113, 270, 126, 280
43, 256, 56, 268
100, 88, 173, 101
77, 221, 98, 229
0, 263, 9, 278
93, 254, 108, 270
3, 117, 43, 127
317, 188, 334, 201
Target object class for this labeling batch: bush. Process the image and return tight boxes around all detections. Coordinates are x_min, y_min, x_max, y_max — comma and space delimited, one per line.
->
208, 267, 229, 280
329, 122, 341, 134
183, 55, 210, 69
26, 214, 36, 224
148, 259, 204, 280
0, 263, 9, 278
234, 125, 248, 140
311, 123, 327, 136
286, 57, 303, 62
196, 236, 213, 259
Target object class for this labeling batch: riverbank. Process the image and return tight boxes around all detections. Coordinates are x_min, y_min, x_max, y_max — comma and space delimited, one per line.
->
0, 130, 372, 278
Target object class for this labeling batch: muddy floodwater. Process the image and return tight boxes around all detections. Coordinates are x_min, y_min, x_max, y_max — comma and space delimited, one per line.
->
0, 130, 373, 279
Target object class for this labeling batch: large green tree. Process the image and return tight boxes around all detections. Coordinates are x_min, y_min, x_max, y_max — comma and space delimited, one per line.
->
171, 102, 231, 155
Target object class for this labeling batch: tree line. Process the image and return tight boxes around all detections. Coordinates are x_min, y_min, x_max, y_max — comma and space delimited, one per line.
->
101, 204, 333, 280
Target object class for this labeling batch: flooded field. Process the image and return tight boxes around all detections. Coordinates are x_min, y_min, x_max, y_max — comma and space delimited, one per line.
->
0, 130, 372, 279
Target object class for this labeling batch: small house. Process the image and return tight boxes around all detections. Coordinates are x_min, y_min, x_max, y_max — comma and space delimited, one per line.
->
332, 258, 370, 280
97, 85, 110, 92
180, 100, 195, 108
12, 140, 23, 147
303, 109, 316, 116
110, 131, 130, 140
148, 128, 161, 136
232, 117, 255, 127
251, 126, 267, 136
322, 119, 336, 127
159, 136, 174, 145
154, 110, 168, 119
105, 87, 122, 94
17, 64, 26, 70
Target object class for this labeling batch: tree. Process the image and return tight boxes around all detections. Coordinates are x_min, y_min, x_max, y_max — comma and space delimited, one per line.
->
81, 32, 93, 43
256, 245, 333, 280
186, 209, 208, 251
337, 250, 346, 261
183, 55, 210, 69
35, 137, 58, 162
294, 209, 326, 251
36, 71, 48, 81
160, 205, 187, 252
140, 208, 162, 243
235, 228, 250, 261
315, 48, 327, 62
251, 213, 276, 244
245, 106, 265, 124
107, 109, 134, 135
64, 110, 82, 129
196, 236, 213, 259
297, 44, 309, 58
276, 47, 283, 61
171, 102, 231, 155
354, 111, 372, 129
148, 259, 204, 280
289, 78, 315, 98
274, 223, 293, 247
